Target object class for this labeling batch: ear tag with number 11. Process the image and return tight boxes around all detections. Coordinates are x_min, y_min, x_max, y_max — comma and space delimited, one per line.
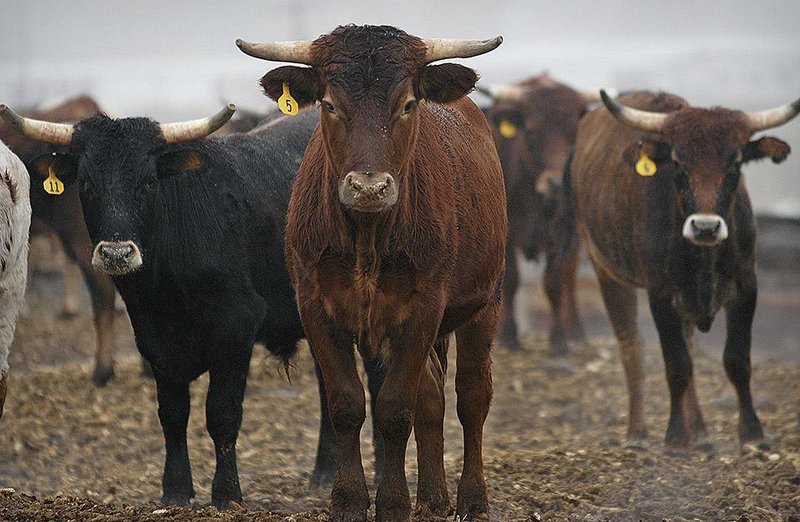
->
635, 152, 657, 177
278, 82, 299, 116
44, 166, 65, 195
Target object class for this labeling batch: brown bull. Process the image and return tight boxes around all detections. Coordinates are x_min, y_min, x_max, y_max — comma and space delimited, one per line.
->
238, 25, 506, 521
481, 74, 598, 354
570, 90, 799, 447
0, 96, 120, 385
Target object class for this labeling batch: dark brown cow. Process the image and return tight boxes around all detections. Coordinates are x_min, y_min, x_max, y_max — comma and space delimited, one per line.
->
570, 90, 799, 447
238, 25, 506, 521
0, 96, 120, 385
480, 74, 598, 354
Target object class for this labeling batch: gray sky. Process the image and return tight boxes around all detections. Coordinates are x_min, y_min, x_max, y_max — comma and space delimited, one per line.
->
1, 0, 799, 212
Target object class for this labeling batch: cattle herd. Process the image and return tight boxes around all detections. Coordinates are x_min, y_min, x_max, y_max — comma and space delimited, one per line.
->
0, 24, 798, 522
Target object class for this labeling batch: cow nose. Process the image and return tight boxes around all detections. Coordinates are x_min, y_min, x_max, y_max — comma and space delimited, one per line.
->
92, 240, 143, 275
340, 171, 398, 212
682, 213, 729, 246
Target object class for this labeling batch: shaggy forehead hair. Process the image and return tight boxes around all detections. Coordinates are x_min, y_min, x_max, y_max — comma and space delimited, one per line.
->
310, 25, 427, 102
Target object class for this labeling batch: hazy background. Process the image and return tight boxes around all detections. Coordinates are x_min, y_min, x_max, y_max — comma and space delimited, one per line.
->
1, 0, 799, 213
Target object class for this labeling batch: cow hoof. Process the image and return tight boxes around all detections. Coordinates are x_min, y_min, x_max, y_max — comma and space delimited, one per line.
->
548, 340, 569, 358
624, 437, 650, 451
91, 367, 115, 387
161, 493, 193, 507
694, 440, 715, 455
330, 507, 369, 522
211, 496, 242, 511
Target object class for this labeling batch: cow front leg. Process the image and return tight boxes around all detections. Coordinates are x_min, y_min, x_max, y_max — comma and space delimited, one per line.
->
498, 243, 521, 350
302, 302, 369, 522
205, 350, 251, 509
649, 293, 693, 447
375, 317, 442, 522
154, 372, 194, 505
454, 302, 498, 521
364, 354, 386, 486
724, 273, 763, 444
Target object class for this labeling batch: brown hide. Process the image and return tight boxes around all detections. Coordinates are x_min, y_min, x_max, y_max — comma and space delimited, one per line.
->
0, 95, 120, 386
484, 74, 587, 352
570, 90, 795, 447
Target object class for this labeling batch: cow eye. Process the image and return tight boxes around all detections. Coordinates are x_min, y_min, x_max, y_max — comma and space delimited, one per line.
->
403, 100, 418, 115
322, 101, 335, 114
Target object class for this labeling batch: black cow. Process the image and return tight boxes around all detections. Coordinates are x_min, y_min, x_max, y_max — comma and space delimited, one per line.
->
0, 103, 383, 507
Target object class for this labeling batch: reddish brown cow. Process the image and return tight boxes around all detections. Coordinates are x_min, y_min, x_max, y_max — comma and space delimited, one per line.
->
570, 90, 799, 447
238, 25, 506, 521
0, 96, 120, 385
480, 74, 598, 354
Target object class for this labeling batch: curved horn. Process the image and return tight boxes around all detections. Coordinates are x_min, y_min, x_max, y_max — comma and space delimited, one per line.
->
159, 104, 236, 144
581, 88, 618, 104
422, 36, 503, 63
745, 98, 800, 132
600, 89, 668, 133
235, 39, 314, 64
0, 104, 74, 145
477, 84, 526, 102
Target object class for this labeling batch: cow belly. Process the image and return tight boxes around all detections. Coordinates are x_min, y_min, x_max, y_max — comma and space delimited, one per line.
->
580, 223, 644, 288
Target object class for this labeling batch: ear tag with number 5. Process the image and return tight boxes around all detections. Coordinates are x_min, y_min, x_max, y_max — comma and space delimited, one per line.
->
278, 82, 298, 116
635, 152, 657, 177
498, 119, 518, 139
44, 166, 65, 195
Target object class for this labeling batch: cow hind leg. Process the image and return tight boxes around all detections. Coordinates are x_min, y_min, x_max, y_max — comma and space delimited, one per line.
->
545, 240, 584, 357
364, 354, 386, 486
205, 349, 252, 509
595, 271, 647, 443
311, 356, 337, 487
154, 373, 194, 506
413, 349, 450, 518
454, 303, 497, 521
723, 276, 764, 445
683, 322, 709, 445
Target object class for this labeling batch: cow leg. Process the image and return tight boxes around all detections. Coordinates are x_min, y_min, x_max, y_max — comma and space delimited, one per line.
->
205, 348, 251, 509
62, 237, 117, 387
311, 356, 336, 487
596, 271, 647, 443
498, 243, 521, 350
454, 303, 497, 521
154, 372, 194, 505
302, 304, 369, 522
364, 354, 386, 486
544, 239, 584, 356
723, 273, 763, 444
60, 262, 82, 318
648, 292, 693, 447
375, 318, 441, 522
683, 322, 708, 441
413, 348, 449, 518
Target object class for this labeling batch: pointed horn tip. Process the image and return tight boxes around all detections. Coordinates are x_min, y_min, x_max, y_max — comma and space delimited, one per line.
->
599, 90, 619, 112
792, 97, 800, 112
235, 39, 245, 49
225, 103, 236, 112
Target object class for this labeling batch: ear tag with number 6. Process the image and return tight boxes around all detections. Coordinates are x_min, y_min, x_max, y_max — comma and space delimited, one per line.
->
278, 82, 299, 116
635, 152, 657, 177
498, 119, 518, 139
44, 166, 65, 195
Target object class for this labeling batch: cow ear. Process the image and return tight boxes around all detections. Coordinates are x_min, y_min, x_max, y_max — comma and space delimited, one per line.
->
157, 149, 207, 178
32, 153, 78, 185
260, 66, 320, 108
419, 64, 478, 103
743, 136, 791, 164
622, 139, 669, 168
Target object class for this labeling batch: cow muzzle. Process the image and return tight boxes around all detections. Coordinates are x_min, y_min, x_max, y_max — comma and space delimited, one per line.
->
92, 240, 143, 275
339, 171, 398, 212
682, 213, 729, 246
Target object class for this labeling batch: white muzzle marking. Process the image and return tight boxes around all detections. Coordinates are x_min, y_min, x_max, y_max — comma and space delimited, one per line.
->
682, 213, 729, 246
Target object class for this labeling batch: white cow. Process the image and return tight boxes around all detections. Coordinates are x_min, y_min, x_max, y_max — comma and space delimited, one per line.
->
0, 139, 31, 419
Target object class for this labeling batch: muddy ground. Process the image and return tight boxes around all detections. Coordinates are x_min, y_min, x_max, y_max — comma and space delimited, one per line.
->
0, 245, 798, 521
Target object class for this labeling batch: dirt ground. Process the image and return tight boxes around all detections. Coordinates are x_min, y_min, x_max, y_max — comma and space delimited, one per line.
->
0, 252, 799, 521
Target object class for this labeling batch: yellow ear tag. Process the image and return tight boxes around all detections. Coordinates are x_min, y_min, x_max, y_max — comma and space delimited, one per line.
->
635, 152, 657, 177
44, 166, 65, 195
278, 82, 299, 116
498, 119, 518, 139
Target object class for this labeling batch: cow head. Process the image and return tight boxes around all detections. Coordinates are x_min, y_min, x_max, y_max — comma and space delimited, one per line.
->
480, 74, 598, 197
238, 25, 501, 213
602, 91, 799, 247
0, 104, 235, 275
